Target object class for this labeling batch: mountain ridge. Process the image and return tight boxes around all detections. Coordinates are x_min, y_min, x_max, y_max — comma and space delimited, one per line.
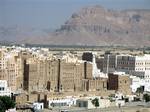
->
0, 5, 150, 47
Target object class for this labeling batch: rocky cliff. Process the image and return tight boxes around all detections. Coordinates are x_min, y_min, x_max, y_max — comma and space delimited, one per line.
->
1, 5, 150, 46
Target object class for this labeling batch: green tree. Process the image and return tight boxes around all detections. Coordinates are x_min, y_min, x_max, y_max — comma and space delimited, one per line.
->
143, 94, 150, 102
136, 86, 144, 96
92, 98, 99, 108
0, 96, 16, 112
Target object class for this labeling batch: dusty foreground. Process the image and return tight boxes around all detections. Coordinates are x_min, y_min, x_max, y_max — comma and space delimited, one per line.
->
40, 106, 150, 112
17, 102, 150, 112
17, 106, 150, 112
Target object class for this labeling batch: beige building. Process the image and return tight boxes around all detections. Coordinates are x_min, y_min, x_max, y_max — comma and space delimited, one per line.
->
0, 49, 110, 97
88, 78, 107, 92
108, 73, 132, 95
60, 61, 85, 92
22, 54, 108, 94
0, 50, 25, 92
45, 59, 60, 92
23, 57, 48, 92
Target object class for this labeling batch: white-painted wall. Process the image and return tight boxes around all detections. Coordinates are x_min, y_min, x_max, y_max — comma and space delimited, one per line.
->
33, 102, 44, 110
0, 80, 11, 96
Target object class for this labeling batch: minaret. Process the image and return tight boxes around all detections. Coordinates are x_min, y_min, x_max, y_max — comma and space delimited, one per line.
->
92, 53, 98, 78
106, 54, 110, 74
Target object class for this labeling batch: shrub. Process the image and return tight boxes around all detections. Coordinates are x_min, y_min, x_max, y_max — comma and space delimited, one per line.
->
0, 96, 16, 112
91, 98, 99, 108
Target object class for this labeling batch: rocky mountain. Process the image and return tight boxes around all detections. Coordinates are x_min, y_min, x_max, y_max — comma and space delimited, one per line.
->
1, 5, 150, 46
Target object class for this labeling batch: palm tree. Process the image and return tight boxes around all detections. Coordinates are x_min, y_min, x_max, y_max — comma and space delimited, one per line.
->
92, 98, 99, 108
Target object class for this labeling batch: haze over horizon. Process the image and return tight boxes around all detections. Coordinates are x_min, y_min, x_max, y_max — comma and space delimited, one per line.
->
0, 0, 150, 30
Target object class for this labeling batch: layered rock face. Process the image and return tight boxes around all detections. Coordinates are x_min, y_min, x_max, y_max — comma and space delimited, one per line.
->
52, 6, 150, 46
1, 5, 150, 46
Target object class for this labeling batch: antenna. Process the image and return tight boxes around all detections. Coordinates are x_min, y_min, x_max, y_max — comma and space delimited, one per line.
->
106, 54, 109, 74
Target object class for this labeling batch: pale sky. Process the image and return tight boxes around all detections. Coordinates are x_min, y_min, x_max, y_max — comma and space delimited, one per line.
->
0, 0, 150, 29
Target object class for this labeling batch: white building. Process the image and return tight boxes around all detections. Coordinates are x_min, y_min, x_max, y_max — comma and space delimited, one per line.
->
103, 54, 150, 92
33, 102, 44, 110
5, 108, 16, 112
0, 80, 11, 96
103, 54, 150, 75
135, 55, 150, 72
115, 100, 125, 107
76, 98, 110, 109
48, 97, 77, 108
130, 76, 146, 93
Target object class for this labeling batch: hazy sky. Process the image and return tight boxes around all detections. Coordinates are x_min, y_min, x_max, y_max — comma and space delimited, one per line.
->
0, 0, 150, 29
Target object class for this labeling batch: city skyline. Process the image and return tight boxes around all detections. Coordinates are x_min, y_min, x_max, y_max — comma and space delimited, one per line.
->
1, 1, 150, 111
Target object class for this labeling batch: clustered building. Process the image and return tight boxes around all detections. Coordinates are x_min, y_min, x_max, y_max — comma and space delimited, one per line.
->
1, 46, 150, 107
0, 47, 109, 97
101, 53, 150, 92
